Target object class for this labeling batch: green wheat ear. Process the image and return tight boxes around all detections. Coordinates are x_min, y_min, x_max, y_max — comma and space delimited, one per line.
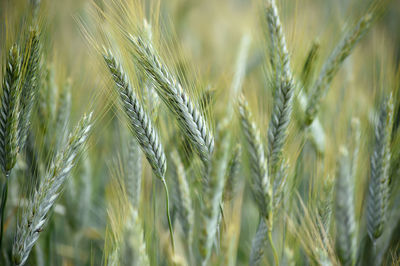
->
367, 94, 394, 241
0, 44, 21, 176
19, 29, 41, 149
13, 112, 93, 266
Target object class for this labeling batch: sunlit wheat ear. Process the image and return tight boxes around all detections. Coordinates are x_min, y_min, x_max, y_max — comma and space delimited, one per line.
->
0, 45, 21, 176
125, 139, 142, 208
12, 113, 92, 266
170, 149, 194, 249
305, 13, 373, 125
249, 219, 268, 266
199, 130, 231, 266
367, 94, 394, 241
335, 147, 356, 266
128, 35, 214, 165
238, 95, 272, 219
103, 50, 166, 179
19, 29, 41, 149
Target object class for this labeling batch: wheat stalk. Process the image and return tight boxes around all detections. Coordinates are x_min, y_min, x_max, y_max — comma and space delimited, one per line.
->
13, 113, 92, 265
129, 35, 214, 165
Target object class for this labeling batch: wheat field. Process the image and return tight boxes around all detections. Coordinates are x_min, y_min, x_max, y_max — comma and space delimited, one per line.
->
0, 0, 399, 265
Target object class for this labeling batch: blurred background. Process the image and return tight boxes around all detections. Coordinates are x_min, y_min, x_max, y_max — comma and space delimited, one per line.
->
0, 0, 399, 265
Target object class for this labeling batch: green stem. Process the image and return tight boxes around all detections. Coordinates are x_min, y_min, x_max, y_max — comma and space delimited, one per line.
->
0, 174, 9, 250
162, 179, 175, 253
268, 229, 279, 266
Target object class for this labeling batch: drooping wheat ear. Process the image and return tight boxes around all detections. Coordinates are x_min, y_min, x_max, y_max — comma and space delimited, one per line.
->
19, 29, 40, 149
335, 147, 356, 266
54, 79, 71, 150
121, 206, 150, 266
249, 219, 268, 266
238, 95, 272, 219
170, 149, 193, 249
125, 139, 142, 208
305, 13, 373, 125
104, 51, 175, 250
0, 44, 21, 176
223, 144, 242, 201
199, 130, 231, 266
103, 50, 166, 179
129, 35, 214, 165
13, 113, 92, 266
367, 94, 394, 241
